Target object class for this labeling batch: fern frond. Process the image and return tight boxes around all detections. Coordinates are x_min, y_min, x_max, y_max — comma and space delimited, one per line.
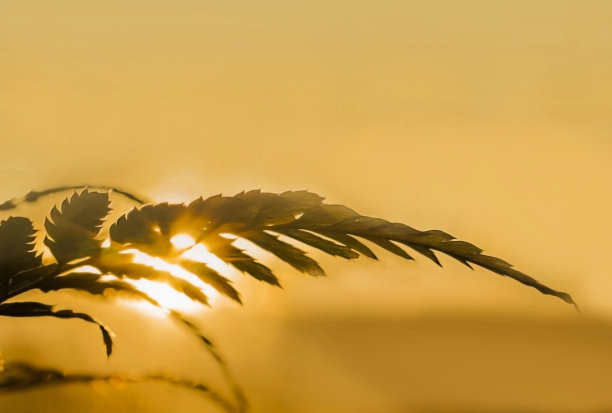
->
110, 190, 575, 307
272, 203, 576, 306
0, 185, 577, 412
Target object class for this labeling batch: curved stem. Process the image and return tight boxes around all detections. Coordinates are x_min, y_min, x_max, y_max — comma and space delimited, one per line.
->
0, 185, 150, 211
0, 362, 238, 413
168, 311, 248, 413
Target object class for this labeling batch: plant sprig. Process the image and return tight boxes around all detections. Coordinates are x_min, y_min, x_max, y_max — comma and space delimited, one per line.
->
0, 185, 577, 412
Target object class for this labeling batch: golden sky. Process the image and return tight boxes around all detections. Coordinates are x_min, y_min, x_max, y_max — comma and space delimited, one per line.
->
1, 1, 612, 412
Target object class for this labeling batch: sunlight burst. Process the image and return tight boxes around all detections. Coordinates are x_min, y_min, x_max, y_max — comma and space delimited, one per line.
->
127, 278, 198, 314
182, 244, 235, 275
170, 234, 196, 249
121, 248, 220, 313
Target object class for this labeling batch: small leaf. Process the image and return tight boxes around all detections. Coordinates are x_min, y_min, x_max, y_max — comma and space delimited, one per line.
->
275, 229, 359, 259
44, 190, 110, 264
243, 231, 325, 276
237, 190, 324, 227
179, 260, 241, 303
109, 203, 186, 256
358, 235, 414, 260
0, 217, 42, 283
199, 234, 280, 286
317, 231, 378, 259
187, 195, 258, 233
186, 190, 325, 234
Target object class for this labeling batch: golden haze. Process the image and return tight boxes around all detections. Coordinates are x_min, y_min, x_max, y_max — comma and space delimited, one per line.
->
1, 1, 612, 412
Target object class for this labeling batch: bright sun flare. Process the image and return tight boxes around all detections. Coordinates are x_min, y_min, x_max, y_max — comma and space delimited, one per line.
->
119, 234, 235, 313
170, 234, 196, 249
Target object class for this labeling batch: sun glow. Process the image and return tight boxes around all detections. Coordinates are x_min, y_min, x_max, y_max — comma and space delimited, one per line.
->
118, 236, 239, 314
182, 244, 235, 275
126, 278, 199, 314
124, 249, 217, 312
170, 234, 196, 249
70, 265, 103, 274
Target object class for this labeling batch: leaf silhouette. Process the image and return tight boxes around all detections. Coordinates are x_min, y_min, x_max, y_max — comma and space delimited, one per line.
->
1, 264, 59, 304
316, 231, 378, 259
95, 253, 210, 306
179, 260, 241, 303
0, 185, 578, 413
197, 233, 280, 287
273, 203, 576, 306
0, 217, 42, 291
35, 272, 157, 304
44, 190, 110, 264
273, 229, 359, 259
109, 203, 187, 256
0, 302, 113, 356
242, 230, 325, 276
107, 189, 575, 307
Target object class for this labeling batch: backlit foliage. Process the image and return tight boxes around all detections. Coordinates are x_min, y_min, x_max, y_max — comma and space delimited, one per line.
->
0, 186, 576, 412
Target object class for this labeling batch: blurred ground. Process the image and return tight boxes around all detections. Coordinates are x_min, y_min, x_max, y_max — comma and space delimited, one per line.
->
2, 310, 612, 413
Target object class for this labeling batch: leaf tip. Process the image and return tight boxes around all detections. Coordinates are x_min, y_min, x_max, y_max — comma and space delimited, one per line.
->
100, 326, 114, 357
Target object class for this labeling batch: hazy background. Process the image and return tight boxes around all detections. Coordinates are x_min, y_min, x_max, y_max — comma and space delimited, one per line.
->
1, 1, 612, 411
